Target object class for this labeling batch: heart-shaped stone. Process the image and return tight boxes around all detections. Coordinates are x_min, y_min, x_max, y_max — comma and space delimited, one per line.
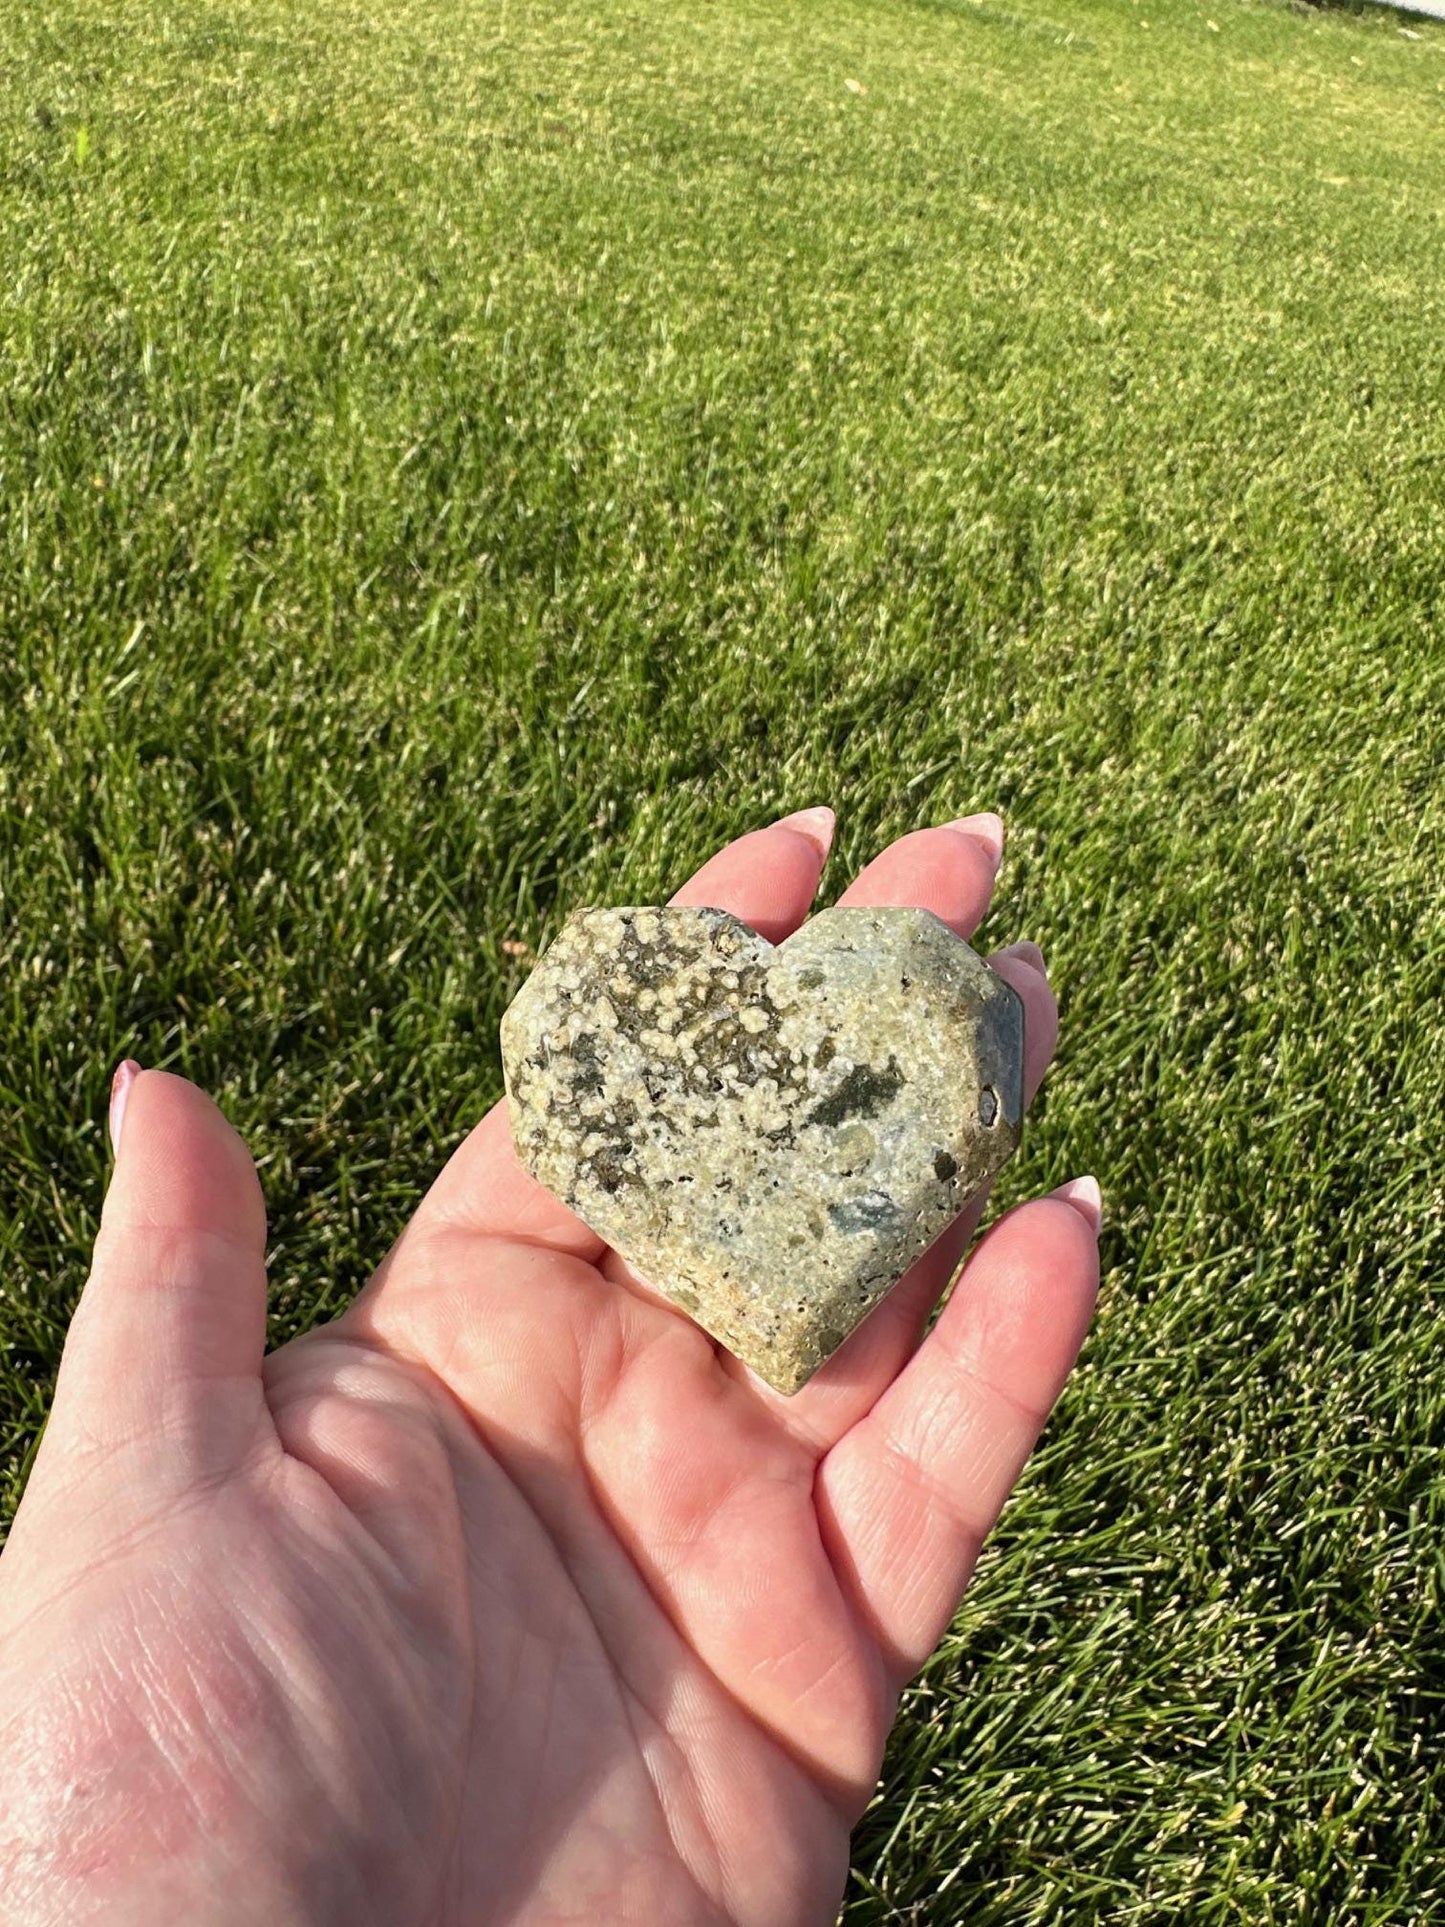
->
500, 905, 1024, 1393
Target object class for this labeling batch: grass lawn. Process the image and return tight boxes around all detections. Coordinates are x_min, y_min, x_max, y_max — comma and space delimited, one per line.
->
3, 0, 1443, 1915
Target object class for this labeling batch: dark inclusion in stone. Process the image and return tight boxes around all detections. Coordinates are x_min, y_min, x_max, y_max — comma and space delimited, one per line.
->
500, 905, 1024, 1394
804, 1057, 905, 1129
828, 1192, 905, 1235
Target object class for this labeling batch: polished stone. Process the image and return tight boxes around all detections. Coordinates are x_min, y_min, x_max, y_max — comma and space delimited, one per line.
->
500, 905, 1024, 1393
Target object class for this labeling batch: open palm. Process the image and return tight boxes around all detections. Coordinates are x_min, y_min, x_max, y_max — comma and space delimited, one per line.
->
0, 813, 1098, 1927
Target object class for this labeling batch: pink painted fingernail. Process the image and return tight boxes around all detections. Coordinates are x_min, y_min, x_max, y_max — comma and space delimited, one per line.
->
777, 805, 836, 859
945, 811, 1005, 873
1050, 1175, 1103, 1234
109, 1059, 141, 1156
994, 939, 1048, 979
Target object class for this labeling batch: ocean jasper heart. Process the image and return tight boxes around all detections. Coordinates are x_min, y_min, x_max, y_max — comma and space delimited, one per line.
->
500, 905, 1024, 1393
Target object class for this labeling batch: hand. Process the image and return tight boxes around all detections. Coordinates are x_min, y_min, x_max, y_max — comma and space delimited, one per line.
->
0, 813, 1098, 1927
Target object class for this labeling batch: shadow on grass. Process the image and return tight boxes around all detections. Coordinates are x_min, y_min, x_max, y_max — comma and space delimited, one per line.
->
1293, 0, 1445, 19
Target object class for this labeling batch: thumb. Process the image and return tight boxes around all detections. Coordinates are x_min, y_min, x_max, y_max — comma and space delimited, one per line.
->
47, 1062, 271, 1475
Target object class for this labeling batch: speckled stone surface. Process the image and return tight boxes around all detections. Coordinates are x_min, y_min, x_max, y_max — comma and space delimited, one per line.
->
500, 905, 1024, 1394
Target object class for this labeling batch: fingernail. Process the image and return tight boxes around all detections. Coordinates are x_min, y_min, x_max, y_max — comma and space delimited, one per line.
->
1050, 1175, 1102, 1234
994, 938, 1048, 980
777, 805, 836, 859
944, 811, 1004, 874
109, 1059, 141, 1156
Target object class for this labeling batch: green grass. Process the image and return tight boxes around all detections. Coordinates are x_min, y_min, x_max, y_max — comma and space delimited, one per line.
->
3, 0, 1444, 1915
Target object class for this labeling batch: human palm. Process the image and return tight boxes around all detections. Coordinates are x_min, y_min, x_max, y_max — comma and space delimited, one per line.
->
0, 814, 1098, 1926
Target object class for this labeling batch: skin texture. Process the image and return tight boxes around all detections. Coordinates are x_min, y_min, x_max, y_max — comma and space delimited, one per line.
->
0, 813, 1099, 1927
